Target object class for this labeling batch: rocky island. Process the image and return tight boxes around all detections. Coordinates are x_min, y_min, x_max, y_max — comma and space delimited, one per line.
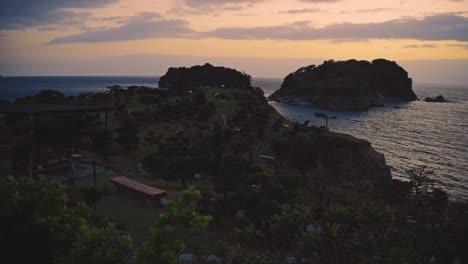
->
158, 63, 252, 91
269, 59, 418, 111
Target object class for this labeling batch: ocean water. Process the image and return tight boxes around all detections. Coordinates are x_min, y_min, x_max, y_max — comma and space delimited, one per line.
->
257, 78, 468, 200
0, 76, 159, 101
1, 76, 467, 200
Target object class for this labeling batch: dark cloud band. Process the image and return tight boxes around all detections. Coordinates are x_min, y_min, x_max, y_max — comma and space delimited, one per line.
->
48, 13, 468, 44
0, 0, 117, 29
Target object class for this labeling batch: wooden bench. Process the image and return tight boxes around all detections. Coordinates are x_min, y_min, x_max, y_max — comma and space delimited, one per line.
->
109, 176, 167, 200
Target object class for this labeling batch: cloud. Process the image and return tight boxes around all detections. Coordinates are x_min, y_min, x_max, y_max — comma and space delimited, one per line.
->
340, 8, 396, 14
48, 12, 195, 44
168, 0, 263, 16
0, 0, 118, 30
49, 13, 468, 44
298, 0, 341, 2
181, 0, 263, 7
279, 8, 323, 14
403, 44, 437, 48
205, 14, 468, 41
447, 43, 468, 49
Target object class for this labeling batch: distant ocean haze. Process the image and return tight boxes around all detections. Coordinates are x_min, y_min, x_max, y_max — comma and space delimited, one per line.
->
1, 76, 467, 200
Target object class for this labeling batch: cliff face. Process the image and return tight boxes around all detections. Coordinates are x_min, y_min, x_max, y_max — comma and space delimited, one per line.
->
158, 63, 252, 91
272, 129, 392, 184
269, 59, 417, 111
319, 132, 391, 183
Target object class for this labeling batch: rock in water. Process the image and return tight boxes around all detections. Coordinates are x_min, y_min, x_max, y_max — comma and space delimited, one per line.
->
269, 59, 418, 111
424, 95, 449, 102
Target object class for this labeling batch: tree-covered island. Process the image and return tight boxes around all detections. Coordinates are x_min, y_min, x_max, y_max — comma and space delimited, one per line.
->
269, 59, 418, 111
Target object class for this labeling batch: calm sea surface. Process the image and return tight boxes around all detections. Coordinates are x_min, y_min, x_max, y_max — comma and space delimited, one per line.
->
1, 76, 467, 200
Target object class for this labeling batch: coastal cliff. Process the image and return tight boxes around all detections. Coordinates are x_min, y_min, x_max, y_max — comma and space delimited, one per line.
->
269, 59, 418, 111
272, 126, 391, 184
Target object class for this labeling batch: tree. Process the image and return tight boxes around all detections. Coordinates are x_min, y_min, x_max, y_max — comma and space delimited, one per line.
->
137, 186, 212, 264
198, 102, 216, 121
209, 122, 225, 172
78, 185, 109, 211
407, 166, 435, 201
69, 223, 132, 264
406, 166, 447, 207
0, 177, 134, 264
315, 112, 336, 129
144, 130, 163, 149
17, 89, 66, 104
159, 136, 190, 188
116, 116, 140, 152
93, 129, 113, 160
271, 118, 282, 131
0, 177, 89, 263
262, 204, 312, 250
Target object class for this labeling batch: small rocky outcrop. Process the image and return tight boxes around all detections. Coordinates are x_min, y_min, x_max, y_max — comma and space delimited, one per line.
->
424, 95, 449, 102
158, 63, 252, 92
269, 59, 418, 111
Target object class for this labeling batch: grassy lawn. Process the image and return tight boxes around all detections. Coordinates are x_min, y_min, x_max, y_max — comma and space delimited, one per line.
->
69, 167, 216, 243
96, 193, 159, 243
69, 169, 174, 243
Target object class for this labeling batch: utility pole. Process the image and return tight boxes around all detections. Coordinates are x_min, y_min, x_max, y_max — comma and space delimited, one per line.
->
93, 160, 96, 186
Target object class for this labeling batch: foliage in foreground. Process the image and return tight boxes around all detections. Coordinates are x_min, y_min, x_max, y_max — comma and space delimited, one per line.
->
137, 186, 212, 264
0, 177, 212, 264
0, 177, 89, 263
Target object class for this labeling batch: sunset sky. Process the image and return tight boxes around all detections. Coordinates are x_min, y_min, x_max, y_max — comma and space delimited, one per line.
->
1, 0, 467, 83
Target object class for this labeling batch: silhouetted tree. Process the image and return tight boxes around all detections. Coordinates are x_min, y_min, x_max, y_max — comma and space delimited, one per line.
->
406, 166, 447, 207
315, 112, 336, 129
16, 89, 66, 104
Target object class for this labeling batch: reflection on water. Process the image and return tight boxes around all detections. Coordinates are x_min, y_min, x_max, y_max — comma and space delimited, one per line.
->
258, 80, 468, 200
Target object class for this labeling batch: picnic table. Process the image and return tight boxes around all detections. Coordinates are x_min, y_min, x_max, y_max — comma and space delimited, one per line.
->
109, 176, 167, 199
